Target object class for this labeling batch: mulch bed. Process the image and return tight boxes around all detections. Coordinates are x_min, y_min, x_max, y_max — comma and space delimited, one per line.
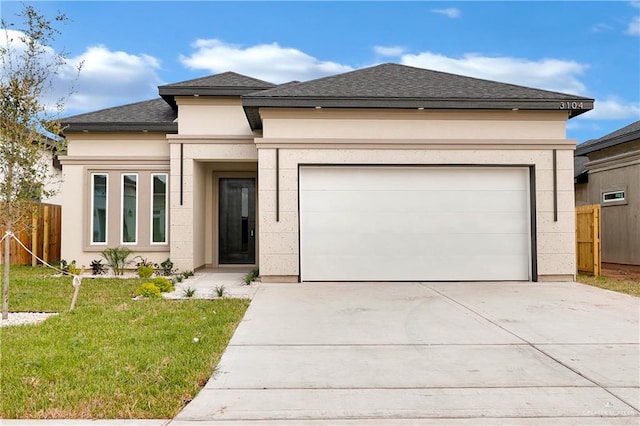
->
602, 263, 640, 282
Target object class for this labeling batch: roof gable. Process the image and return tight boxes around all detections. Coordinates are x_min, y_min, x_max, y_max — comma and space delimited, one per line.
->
242, 63, 594, 130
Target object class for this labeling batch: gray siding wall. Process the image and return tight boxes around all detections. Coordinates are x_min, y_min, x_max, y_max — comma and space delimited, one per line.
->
587, 162, 640, 265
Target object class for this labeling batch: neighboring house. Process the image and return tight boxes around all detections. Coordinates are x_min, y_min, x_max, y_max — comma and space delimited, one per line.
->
574, 120, 640, 266
60, 63, 593, 282
0, 137, 63, 205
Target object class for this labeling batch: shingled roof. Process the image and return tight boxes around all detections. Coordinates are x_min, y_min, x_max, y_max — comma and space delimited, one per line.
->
242, 63, 594, 130
159, 72, 276, 108
62, 98, 177, 133
575, 120, 640, 156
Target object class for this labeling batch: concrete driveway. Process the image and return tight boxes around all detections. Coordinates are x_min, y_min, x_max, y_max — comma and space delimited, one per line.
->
173, 281, 640, 425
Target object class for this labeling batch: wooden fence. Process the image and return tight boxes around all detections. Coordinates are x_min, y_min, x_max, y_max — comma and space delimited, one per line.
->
0, 203, 62, 266
576, 204, 601, 276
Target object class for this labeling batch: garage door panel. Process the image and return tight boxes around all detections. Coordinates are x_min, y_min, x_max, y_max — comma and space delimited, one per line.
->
300, 167, 528, 191
300, 166, 531, 281
301, 189, 528, 214
302, 211, 529, 236
302, 232, 529, 258
303, 254, 528, 282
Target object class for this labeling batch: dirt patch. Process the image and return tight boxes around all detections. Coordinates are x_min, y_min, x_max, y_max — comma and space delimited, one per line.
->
602, 263, 640, 282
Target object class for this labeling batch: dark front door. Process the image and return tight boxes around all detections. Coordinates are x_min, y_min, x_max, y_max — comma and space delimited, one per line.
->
219, 178, 256, 264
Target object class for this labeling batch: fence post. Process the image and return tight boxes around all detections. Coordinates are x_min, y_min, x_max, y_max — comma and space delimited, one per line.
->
43, 204, 50, 264
31, 213, 38, 266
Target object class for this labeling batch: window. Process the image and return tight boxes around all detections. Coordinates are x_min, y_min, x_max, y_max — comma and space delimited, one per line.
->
151, 173, 168, 244
91, 174, 108, 244
602, 188, 627, 206
602, 190, 625, 203
87, 170, 168, 249
122, 174, 138, 244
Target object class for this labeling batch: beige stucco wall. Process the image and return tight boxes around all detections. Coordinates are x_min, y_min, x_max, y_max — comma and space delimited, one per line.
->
176, 97, 255, 136
256, 108, 576, 282
168, 137, 257, 271
60, 132, 170, 268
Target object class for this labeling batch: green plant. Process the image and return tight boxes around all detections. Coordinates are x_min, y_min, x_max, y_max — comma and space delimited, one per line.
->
67, 261, 81, 276
215, 285, 226, 297
101, 247, 133, 276
136, 283, 161, 298
58, 259, 75, 274
183, 270, 194, 278
153, 277, 174, 293
134, 256, 154, 268
138, 265, 154, 279
90, 259, 106, 275
243, 268, 259, 285
157, 258, 175, 276
176, 275, 184, 283
183, 287, 196, 298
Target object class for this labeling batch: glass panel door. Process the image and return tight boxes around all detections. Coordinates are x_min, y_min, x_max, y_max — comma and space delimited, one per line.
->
219, 178, 256, 264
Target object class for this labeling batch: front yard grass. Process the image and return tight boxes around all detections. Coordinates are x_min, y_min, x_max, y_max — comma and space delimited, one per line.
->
0, 266, 249, 419
577, 273, 640, 297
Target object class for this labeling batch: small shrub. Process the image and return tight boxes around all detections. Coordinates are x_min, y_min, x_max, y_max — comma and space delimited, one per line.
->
58, 259, 71, 273
136, 283, 161, 298
176, 275, 184, 283
153, 277, 174, 293
157, 258, 175, 276
90, 259, 106, 275
138, 265, 154, 279
215, 285, 226, 297
183, 287, 196, 298
134, 256, 154, 268
183, 270, 194, 278
101, 247, 133, 276
243, 268, 259, 285
67, 261, 81, 276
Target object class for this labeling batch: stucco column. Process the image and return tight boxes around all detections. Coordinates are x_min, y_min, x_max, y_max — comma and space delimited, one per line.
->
170, 143, 195, 271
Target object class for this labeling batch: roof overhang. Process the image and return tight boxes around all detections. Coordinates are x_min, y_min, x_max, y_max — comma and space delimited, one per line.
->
62, 122, 178, 133
575, 128, 640, 156
242, 96, 594, 130
159, 85, 276, 109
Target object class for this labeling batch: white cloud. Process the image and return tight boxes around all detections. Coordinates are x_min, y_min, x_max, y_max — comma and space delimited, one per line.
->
431, 8, 461, 19
631, 1, 640, 8
400, 51, 588, 95
581, 98, 640, 120
64, 45, 163, 111
591, 23, 613, 33
626, 16, 640, 35
373, 45, 406, 57
1, 29, 163, 113
179, 39, 352, 83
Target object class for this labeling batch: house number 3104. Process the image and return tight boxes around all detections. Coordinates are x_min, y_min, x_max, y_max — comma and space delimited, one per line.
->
559, 101, 584, 109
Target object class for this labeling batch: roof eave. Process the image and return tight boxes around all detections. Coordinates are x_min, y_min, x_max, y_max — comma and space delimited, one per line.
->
575, 129, 640, 156
242, 97, 594, 130
62, 122, 178, 133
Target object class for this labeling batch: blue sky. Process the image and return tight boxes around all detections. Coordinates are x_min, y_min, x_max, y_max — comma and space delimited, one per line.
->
2, 1, 639, 144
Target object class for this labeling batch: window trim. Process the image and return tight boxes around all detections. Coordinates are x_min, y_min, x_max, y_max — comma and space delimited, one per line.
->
150, 173, 169, 245
601, 187, 627, 207
90, 173, 108, 245
121, 173, 139, 245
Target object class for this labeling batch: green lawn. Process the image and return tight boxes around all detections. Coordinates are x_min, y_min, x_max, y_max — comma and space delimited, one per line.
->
577, 273, 640, 297
0, 266, 249, 419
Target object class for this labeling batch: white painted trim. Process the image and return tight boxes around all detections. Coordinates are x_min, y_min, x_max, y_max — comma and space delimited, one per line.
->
90, 173, 108, 245
150, 173, 169, 245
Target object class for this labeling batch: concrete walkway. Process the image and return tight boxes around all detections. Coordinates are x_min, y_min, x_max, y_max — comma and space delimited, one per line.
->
172, 281, 640, 425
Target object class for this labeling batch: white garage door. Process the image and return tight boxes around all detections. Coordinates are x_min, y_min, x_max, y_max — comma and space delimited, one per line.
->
299, 166, 531, 281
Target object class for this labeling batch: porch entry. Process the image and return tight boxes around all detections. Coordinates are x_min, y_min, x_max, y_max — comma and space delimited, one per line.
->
218, 178, 256, 264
